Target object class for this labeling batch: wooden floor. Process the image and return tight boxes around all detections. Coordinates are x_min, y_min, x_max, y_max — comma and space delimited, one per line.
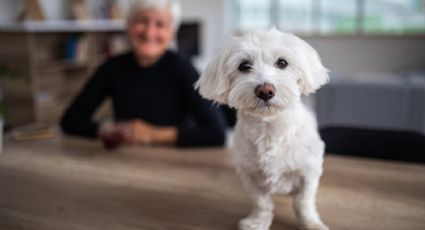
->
0, 136, 424, 230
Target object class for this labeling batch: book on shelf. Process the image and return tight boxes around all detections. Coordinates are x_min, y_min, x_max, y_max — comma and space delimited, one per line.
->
99, 0, 124, 21
109, 1, 124, 21
71, 0, 92, 21
65, 35, 90, 64
71, 0, 123, 21
76, 35, 90, 63
18, 0, 45, 21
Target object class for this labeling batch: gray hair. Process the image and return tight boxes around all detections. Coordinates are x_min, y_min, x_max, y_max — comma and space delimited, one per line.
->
128, 0, 182, 31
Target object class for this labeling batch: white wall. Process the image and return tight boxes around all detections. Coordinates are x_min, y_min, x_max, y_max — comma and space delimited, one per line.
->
0, 0, 21, 23
179, 0, 229, 70
303, 36, 425, 77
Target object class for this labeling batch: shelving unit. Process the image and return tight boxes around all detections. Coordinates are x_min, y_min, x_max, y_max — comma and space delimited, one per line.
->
0, 20, 129, 126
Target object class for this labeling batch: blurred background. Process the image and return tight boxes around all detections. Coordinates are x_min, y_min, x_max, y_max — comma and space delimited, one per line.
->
0, 0, 424, 161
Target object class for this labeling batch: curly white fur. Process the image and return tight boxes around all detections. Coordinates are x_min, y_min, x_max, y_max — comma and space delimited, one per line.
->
195, 28, 329, 230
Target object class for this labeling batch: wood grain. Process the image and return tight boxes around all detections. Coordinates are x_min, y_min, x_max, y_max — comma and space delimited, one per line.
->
0, 136, 424, 230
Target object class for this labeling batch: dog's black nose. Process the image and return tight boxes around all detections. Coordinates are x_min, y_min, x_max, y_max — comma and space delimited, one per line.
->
255, 83, 275, 101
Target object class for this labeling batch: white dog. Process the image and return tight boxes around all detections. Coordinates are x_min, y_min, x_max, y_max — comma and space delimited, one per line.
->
195, 28, 329, 230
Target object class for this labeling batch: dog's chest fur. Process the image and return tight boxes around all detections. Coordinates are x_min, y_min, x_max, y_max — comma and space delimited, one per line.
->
235, 109, 308, 193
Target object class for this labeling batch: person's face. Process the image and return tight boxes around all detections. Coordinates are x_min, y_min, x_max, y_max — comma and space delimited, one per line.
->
128, 8, 174, 64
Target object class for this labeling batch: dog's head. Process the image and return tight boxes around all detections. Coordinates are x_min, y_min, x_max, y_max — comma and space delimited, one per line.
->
195, 28, 329, 117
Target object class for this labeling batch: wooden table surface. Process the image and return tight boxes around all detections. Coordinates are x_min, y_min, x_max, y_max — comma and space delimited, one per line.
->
0, 136, 424, 230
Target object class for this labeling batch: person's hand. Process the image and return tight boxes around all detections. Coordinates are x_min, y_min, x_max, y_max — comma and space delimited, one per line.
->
118, 119, 155, 145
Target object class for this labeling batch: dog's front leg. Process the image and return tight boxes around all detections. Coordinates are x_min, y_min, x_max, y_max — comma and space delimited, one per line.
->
293, 175, 328, 230
239, 188, 274, 230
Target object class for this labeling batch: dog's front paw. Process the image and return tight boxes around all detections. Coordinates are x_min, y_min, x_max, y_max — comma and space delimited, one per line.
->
298, 219, 329, 230
239, 214, 273, 230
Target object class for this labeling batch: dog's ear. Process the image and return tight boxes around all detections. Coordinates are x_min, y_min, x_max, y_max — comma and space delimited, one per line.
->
194, 47, 232, 104
296, 39, 329, 95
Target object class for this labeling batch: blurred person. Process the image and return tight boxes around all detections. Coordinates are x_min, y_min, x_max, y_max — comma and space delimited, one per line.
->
60, 0, 226, 148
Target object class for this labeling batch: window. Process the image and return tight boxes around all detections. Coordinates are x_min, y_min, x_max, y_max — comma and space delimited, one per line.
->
234, 0, 425, 35
363, 0, 425, 34
321, 0, 357, 34
237, 0, 272, 31
277, 0, 314, 33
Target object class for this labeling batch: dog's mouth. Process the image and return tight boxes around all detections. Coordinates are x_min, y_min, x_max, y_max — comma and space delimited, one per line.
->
263, 101, 273, 107
244, 100, 285, 116
258, 99, 283, 108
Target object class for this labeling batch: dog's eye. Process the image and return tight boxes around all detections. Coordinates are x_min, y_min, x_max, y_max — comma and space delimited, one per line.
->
276, 58, 288, 69
238, 61, 252, 73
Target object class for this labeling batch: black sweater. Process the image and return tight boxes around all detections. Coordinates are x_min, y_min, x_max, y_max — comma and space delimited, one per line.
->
60, 51, 226, 147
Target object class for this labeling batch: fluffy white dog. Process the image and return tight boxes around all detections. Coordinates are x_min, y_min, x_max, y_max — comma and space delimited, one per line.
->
195, 28, 329, 230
